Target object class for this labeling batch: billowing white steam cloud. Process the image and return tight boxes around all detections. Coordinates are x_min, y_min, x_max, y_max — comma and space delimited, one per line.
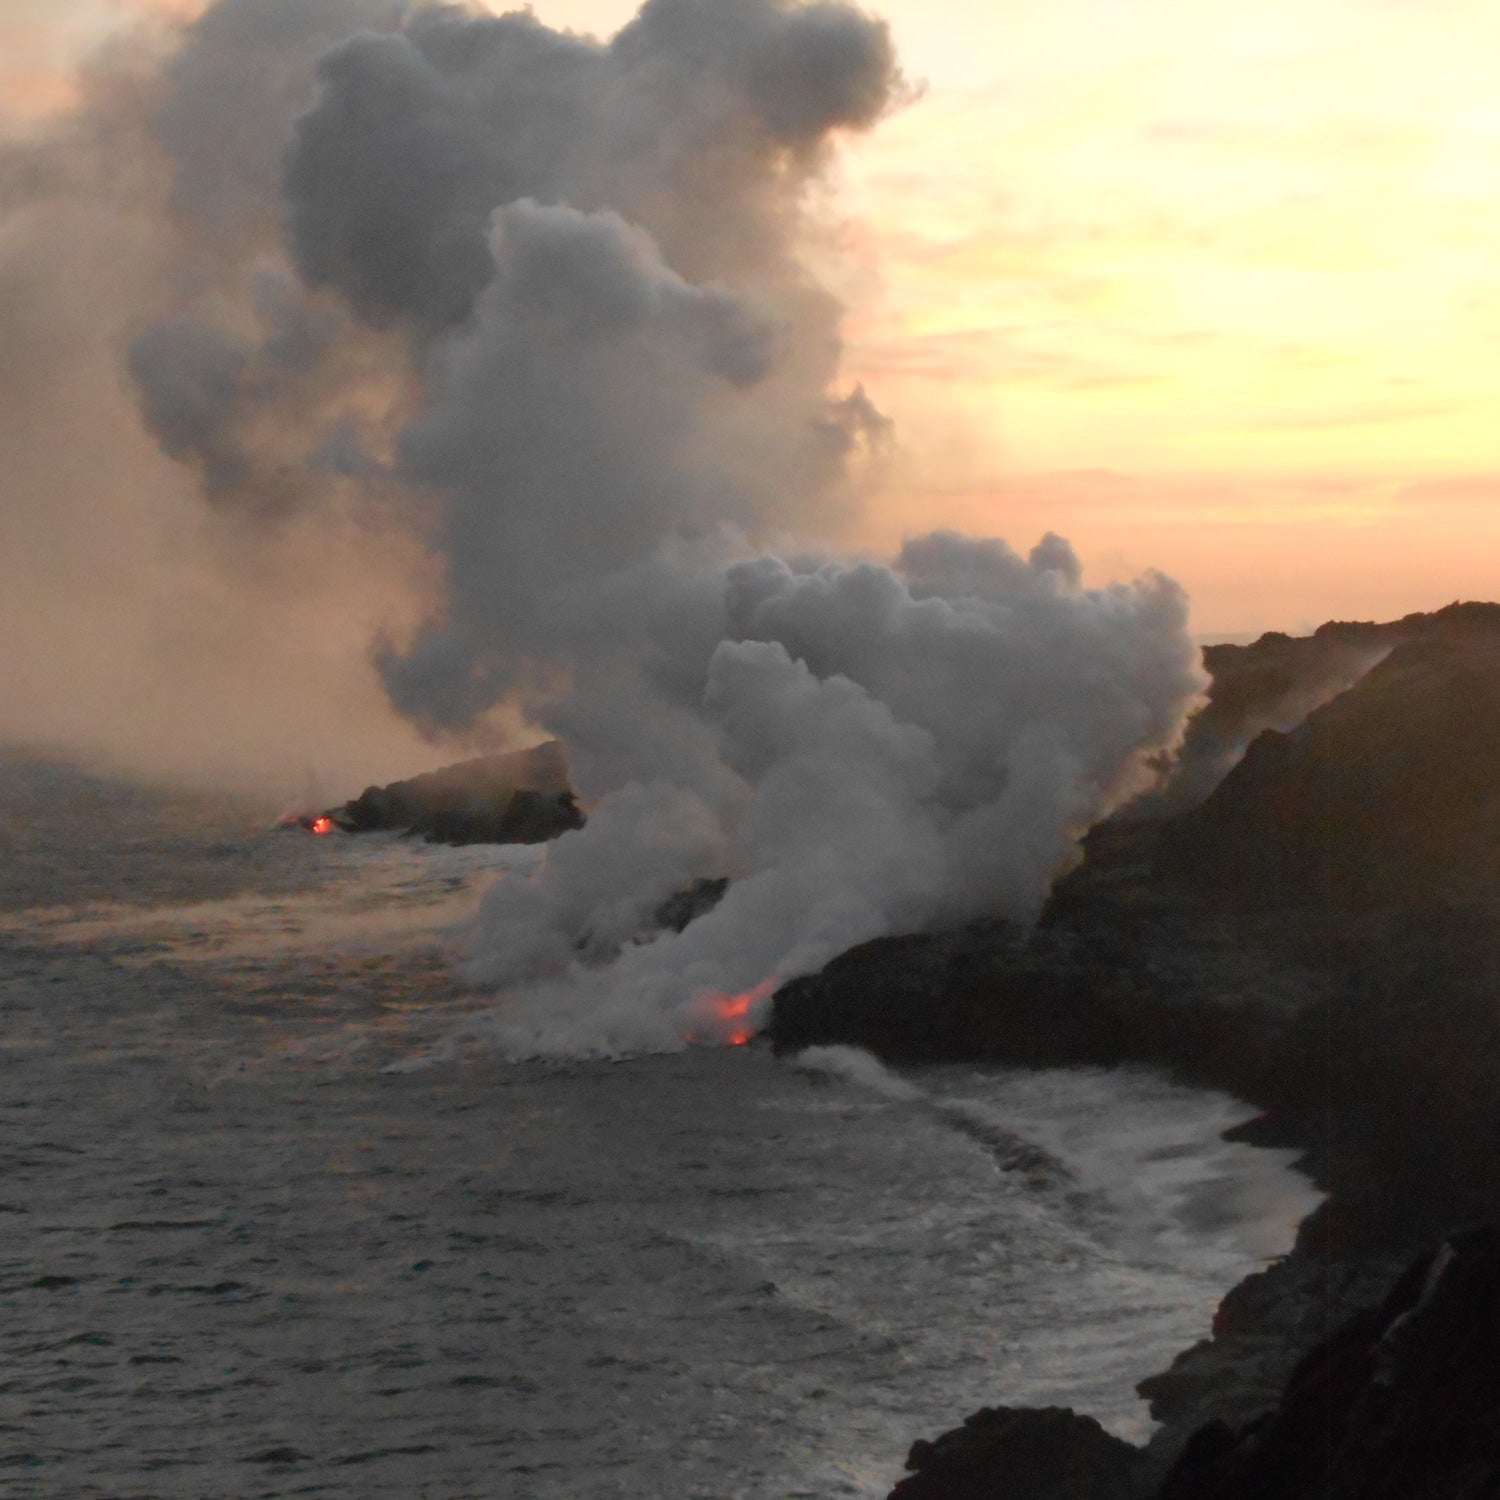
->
468, 532, 1200, 1054
468, 534, 1194, 1062
4, 0, 1206, 1052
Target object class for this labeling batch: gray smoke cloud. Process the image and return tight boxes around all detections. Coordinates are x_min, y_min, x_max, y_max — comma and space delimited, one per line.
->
3, 0, 1207, 1052
0, 0, 440, 790
126, 269, 347, 516
269, 0, 904, 728
283, 0, 896, 328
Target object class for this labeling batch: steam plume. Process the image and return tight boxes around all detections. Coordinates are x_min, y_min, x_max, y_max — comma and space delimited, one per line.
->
2, 0, 1207, 1051
467, 534, 1200, 1053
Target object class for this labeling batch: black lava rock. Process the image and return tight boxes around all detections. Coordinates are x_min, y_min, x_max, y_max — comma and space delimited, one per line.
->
1157, 1225, 1500, 1500
890, 1405, 1141, 1500
329, 742, 583, 846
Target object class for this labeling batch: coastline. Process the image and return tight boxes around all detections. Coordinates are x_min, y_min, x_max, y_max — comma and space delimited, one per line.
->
772, 811, 1500, 1494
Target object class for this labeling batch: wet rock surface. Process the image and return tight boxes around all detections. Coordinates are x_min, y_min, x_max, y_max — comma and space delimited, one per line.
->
1133, 1236, 1410, 1480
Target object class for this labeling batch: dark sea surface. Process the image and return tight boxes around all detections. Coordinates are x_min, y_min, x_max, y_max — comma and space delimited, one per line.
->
0, 752, 1320, 1498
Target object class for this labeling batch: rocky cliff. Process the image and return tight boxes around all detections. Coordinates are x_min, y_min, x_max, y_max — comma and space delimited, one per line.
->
1155, 1225, 1500, 1500
767, 601, 1500, 1498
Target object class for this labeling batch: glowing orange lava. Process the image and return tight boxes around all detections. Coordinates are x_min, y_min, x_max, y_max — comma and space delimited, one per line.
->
688, 979, 774, 1048
717, 993, 755, 1045
310, 816, 334, 835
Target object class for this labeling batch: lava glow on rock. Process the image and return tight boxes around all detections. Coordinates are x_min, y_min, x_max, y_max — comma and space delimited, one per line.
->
720, 994, 755, 1047
687, 979, 775, 1048
310, 816, 334, 836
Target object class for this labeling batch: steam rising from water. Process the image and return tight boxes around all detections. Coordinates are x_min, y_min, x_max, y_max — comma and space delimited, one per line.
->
3, 0, 1207, 1051
469, 536, 1201, 1053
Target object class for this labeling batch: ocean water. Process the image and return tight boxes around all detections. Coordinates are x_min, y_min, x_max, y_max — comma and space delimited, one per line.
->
0, 753, 1321, 1498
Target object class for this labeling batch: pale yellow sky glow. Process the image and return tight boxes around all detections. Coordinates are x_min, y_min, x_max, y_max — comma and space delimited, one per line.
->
9, 0, 1500, 633
823, 0, 1500, 632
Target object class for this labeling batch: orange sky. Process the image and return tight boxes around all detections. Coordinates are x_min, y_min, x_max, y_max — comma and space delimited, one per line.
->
0, 0, 196, 117
823, 0, 1500, 633
8, 0, 1499, 635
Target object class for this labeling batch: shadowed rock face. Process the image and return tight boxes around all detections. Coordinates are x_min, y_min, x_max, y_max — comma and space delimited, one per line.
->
652, 877, 729, 934
888, 1227, 1500, 1500
768, 915, 1236, 1080
1150, 600, 1500, 816
890, 1406, 1142, 1500
1160, 628, 1500, 909
330, 741, 583, 845
1157, 1225, 1500, 1500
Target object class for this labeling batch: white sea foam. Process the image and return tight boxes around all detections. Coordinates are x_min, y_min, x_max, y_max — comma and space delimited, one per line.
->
794, 1044, 923, 1100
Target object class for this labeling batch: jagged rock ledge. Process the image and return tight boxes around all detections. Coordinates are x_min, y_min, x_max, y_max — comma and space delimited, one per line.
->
1152, 1224, 1500, 1499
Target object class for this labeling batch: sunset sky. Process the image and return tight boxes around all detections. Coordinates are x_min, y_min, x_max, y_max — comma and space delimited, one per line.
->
8, 0, 1500, 636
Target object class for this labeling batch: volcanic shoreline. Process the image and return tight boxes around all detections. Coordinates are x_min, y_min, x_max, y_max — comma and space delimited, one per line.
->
769, 600, 1500, 1498
313, 599, 1500, 1495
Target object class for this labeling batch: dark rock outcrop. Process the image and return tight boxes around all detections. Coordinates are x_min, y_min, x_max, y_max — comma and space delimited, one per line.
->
1160, 629, 1500, 909
653, 877, 729, 934
890, 1406, 1141, 1500
1147, 599, 1500, 815
770, 909, 1322, 1140
1134, 1237, 1410, 1475
330, 742, 583, 846
890, 1227, 1500, 1500
1156, 1225, 1500, 1500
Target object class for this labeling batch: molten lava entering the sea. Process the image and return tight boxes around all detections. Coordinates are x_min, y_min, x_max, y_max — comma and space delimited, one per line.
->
686, 979, 774, 1047
718, 993, 756, 1046
275, 812, 338, 835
